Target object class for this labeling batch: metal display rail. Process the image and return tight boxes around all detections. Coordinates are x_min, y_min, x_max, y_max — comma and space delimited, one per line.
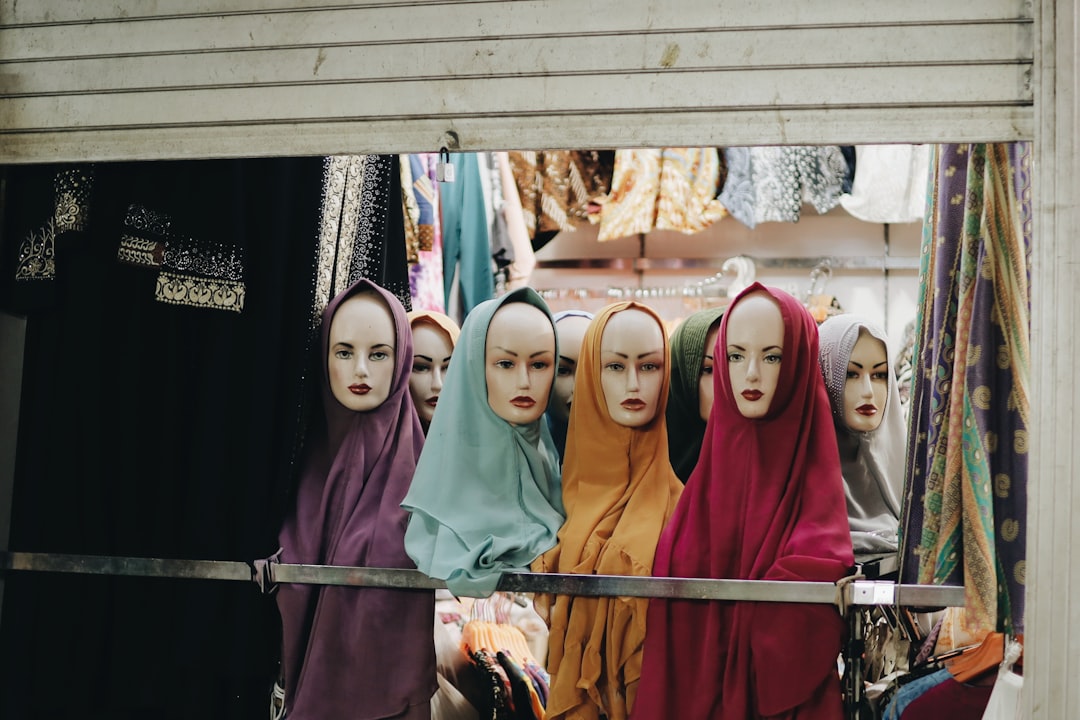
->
0, 550, 962, 606
0, 551, 966, 720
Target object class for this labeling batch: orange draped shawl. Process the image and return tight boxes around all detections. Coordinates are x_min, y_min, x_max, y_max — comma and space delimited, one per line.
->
532, 301, 683, 720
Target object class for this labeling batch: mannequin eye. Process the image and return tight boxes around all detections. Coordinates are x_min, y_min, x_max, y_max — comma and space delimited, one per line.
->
530, 360, 551, 371
764, 353, 782, 364
370, 350, 390, 361
701, 365, 713, 375
494, 359, 515, 369
440, 362, 451, 372
604, 362, 625, 372
641, 362, 661, 372
726, 352, 743, 363
334, 349, 353, 360
872, 371, 890, 382
412, 362, 431, 373
846, 369, 860, 380
556, 364, 574, 377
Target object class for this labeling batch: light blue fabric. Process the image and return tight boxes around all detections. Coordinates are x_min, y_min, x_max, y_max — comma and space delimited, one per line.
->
440, 152, 495, 316
884, 668, 952, 719
402, 287, 564, 597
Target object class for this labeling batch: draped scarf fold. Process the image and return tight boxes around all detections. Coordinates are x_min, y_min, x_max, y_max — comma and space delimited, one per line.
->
817, 314, 906, 555
402, 287, 565, 598
534, 302, 682, 720
900, 143, 1030, 635
276, 278, 434, 720
633, 284, 853, 720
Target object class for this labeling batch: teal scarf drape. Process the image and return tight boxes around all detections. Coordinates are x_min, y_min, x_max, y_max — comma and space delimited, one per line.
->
402, 287, 564, 597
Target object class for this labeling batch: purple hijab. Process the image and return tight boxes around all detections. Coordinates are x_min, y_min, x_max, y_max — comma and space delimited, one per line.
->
276, 278, 435, 719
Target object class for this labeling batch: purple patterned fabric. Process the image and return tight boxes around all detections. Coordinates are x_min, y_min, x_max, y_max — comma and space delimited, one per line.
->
900, 143, 1030, 634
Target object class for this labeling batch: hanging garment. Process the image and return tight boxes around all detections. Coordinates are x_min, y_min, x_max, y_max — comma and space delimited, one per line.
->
899, 143, 1031, 637
666, 306, 726, 483
818, 315, 906, 554
633, 283, 853, 720
840, 144, 932, 224
408, 154, 447, 312
497, 151, 537, 291
898, 675, 994, 719
508, 150, 613, 251
5, 164, 94, 310
883, 668, 953, 719
0, 157, 325, 719
440, 152, 495, 318
276, 278, 435, 720
595, 148, 725, 242
533, 303, 683, 720
315, 154, 414, 316
402, 287, 564, 597
719, 146, 850, 228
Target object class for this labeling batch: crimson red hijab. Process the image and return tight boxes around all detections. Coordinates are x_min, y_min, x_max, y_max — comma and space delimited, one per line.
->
632, 283, 853, 719
276, 278, 435, 720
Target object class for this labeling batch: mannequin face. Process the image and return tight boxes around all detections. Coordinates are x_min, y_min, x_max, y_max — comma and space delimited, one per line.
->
485, 302, 556, 425
327, 292, 396, 412
600, 309, 665, 428
409, 322, 454, 429
549, 315, 592, 424
725, 293, 784, 419
697, 322, 721, 423
844, 330, 889, 433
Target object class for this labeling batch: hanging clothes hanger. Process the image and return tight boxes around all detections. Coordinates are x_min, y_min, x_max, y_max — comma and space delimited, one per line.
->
805, 260, 841, 323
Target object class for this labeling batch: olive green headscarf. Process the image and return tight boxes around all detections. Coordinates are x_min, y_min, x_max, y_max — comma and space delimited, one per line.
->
666, 306, 725, 482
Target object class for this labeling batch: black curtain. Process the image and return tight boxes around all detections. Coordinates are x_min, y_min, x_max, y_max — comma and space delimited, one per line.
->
0, 157, 326, 719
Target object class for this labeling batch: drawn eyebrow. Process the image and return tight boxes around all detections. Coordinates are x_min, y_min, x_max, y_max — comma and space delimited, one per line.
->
849, 360, 890, 370
530, 349, 553, 358
601, 349, 662, 359
558, 355, 578, 365
415, 354, 434, 362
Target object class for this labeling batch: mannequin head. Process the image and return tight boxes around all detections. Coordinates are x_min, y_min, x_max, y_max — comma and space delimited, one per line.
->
409, 316, 458, 431
327, 291, 396, 412
843, 328, 889, 433
600, 308, 666, 427
549, 314, 592, 424
485, 301, 556, 425
725, 291, 784, 419
697, 321, 722, 423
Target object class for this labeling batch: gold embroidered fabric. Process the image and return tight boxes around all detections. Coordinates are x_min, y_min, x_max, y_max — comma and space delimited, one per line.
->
155, 271, 246, 313
117, 236, 164, 268
15, 167, 95, 283
15, 218, 57, 282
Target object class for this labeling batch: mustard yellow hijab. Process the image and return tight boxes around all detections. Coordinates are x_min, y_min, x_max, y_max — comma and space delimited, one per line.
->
406, 309, 461, 347
532, 301, 683, 720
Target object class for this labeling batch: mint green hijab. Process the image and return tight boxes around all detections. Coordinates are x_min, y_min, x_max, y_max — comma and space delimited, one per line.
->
402, 287, 564, 597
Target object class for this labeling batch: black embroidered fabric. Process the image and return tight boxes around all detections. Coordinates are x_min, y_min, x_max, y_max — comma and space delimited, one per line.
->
0, 157, 324, 719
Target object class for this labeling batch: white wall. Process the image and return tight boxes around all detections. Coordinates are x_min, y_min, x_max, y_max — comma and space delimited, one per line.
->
531, 204, 921, 345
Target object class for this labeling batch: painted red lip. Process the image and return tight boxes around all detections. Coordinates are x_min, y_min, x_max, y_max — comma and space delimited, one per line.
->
425, 397, 439, 408
741, 389, 763, 401
856, 404, 878, 416
349, 384, 371, 395
511, 396, 536, 409
621, 399, 646, 410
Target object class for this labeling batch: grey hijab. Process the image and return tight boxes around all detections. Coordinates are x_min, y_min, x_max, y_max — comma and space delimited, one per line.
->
817, 314, 906, 554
